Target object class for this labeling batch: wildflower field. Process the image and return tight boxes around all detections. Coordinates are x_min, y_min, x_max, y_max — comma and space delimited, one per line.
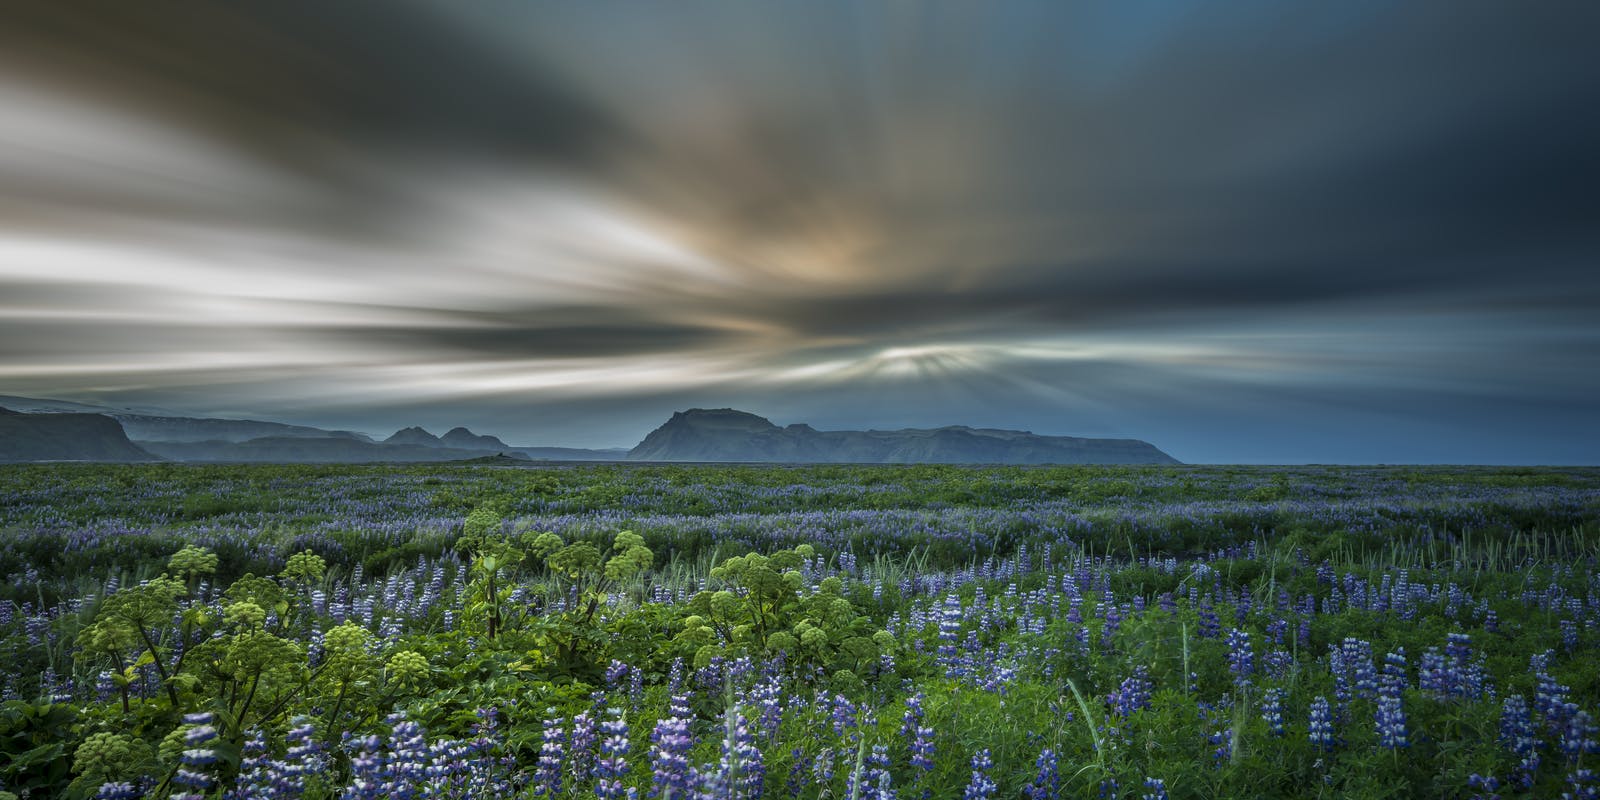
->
1, 463, 1598, 799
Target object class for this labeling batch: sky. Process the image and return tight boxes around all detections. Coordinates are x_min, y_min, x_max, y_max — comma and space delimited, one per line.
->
2, 2, 1597, 463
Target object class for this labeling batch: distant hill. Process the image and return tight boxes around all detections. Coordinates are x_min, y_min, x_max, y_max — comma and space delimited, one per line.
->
0, 394, 373, 443
0, 407, 157, 462
628, 408, 1180, 464
384, 426, 511, 451
440, 427, 511, 451
138, 437, 530, 464
385, 426, 442, 447
514, 446, 632, 461
113, 415, 374, 444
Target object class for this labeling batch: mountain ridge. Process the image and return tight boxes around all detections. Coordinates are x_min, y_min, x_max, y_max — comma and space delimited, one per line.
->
628, 408, 1179, 464
0, 396, 1179, 464
0, 407, 158, 462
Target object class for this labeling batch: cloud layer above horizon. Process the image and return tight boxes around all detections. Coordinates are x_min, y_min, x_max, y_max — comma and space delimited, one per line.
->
2, 2, 1597, 462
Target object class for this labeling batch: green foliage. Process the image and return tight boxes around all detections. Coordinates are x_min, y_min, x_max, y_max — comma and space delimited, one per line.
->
0, 701, 77, 798
281, 550, 326, 584
682, 545, 894, 676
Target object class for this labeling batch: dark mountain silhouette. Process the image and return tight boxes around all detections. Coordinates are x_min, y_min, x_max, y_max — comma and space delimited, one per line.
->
139, 437, 530, 463
0, 394, 372, 443
0, 407, 157, 462
628, 408, 1180, 464
114, 415, 373, 444
385, 426, 442, 447
0, 395, 1178, 465
440, 427, 511, 451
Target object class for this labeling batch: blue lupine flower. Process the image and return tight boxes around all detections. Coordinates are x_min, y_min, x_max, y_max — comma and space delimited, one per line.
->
1308, 695, 1335, 751
1142, 777, 1169, 800
533, 711, 568, 797
1261, 688, 1286, 737
963, 749, 996, 800
1226, 628, 1254, 689
1108, 667, 1152, 717
596, 707, 632, 800
1024, 748, 1060, 800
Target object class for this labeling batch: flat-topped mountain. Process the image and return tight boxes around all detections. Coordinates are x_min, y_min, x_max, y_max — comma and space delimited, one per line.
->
0, 407, 157, 462
628, 408, 1179, 464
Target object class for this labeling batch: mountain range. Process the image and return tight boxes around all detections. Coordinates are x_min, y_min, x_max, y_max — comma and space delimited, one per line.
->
629, 408, 1178, 464
0, 395, 1178, 464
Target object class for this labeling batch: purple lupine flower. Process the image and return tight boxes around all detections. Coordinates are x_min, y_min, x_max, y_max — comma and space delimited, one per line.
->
95, 670, 116, 703
901, 692, 925, 740
533, 711, 568, 797
1226, 628, 1254, 689
1308, 696, 1335, 751
1343, 638, 1377, 701
1566, 768, 1598, 800
1108, 667, 1152, 717
1380, 650, 1408, 697
596, 707, 631, 800
1203, 702, 1232, 766
1467, 773, 1501, 800
341, 733, 385, 800
606, 660, 631, 690
910, 724, 936, 774
829, 694, 858, 737
1376, 694, 1408, 749
709, 709, 763, 800
382, 713, 428, 800
1024, 748, 1060, 800
570, 710, 598, 786
1374, 650, 1409, 749
938, 594, 966, 679
95, 782, 140, 800
1562, 709, 1598, 763
650, 696, 694, 800
1499, 694, 1542, 789
1535, 657, 1573, 728
174, 714, 219, 799
231, 730, 272, 800
784, 748, 812, 800
1198, 597, 1221, 639
963, 749, 996, 800
812, 747, 837, 789
749, 674, 785, 741
1101, 602, 1123, 649
1266, 617, 1288, 646
848, 745, 892, 800
1261, 688, 1286, 737
1142, 777, 1170, 800
1423, 633, 1488, 700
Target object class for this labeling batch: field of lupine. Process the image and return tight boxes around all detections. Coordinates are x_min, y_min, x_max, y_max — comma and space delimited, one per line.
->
1, 463, 1598, 800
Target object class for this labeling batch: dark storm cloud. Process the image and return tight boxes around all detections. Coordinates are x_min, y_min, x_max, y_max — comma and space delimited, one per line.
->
1, 1, 1597, 461
322, 322, 740, 360
2, 1, 617, 162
